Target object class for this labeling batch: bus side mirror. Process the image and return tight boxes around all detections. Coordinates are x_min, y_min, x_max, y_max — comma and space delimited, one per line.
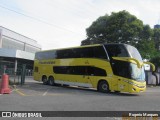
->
143, 62, 155, 72
112, 57, 142, 68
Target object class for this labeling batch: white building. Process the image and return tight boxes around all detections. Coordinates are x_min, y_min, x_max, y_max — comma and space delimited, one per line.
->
0, 26, 41, 76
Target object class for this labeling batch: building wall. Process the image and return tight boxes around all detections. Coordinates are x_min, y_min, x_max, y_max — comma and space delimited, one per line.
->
154, 24, 160, 29
2, 37, 24, 51
0, 26, 41, 53
0, 29, 2, 48
0, 26, 42, 76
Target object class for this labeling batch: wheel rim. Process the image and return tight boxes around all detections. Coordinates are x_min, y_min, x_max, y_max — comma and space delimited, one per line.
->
43, 78, 47, 82
102, 84, 108, 90
50, 79, 53, 85
49, 77, 54, 85
42, 76, 48, 85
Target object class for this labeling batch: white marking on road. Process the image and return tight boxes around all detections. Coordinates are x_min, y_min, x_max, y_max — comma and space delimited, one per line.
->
43, 89, 50, 96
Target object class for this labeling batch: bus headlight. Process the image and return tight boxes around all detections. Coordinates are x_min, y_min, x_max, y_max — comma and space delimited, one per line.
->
123, 80, 145, 88
128, 81, 138, 86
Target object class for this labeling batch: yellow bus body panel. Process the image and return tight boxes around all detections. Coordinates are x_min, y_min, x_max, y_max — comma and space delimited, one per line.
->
34, 58, 146, 93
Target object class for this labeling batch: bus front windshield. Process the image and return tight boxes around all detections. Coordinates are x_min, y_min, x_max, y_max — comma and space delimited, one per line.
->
130, 63, 145, 81
125, 45, 143, 62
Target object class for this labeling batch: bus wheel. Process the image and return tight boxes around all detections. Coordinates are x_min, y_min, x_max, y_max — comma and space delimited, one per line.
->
98, 81, 110, 93
49, 77, 54, 86
42, 76, 48, 85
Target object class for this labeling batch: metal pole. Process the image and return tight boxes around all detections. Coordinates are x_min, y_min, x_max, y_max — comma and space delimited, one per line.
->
0, 29, 2, 48
14, 59, 17, 85
3, 65, 5, 74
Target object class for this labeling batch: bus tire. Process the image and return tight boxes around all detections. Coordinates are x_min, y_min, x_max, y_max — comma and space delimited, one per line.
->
98, 80, 110, 93
42, 76, 48, 85
49, 76, 54, 86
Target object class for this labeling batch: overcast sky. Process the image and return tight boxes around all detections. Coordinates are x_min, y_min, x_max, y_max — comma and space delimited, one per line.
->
0, 0, 160, 50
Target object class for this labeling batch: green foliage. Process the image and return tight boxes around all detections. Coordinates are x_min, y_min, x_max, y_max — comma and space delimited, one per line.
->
82, 10, 144, 45
150, 55, 160, 70
140, 25, 153, 40
153, 28, 160, 49
136, 39, 156, 59
81, 10, 160, 67
148, 28, 160, 67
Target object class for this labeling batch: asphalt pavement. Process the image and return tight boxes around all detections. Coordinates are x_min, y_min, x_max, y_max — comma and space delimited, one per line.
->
0, 77, 160, 120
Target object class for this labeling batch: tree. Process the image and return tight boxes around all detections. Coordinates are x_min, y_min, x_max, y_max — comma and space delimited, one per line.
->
81, 10, 160, 68
135, 25, 155, 59
136, 40, 156, 59
150, 28, 160, 69
81, 10, 144, 46
150, 56, 160, 71
140, 25, 153, 41
153, 28, 160, 50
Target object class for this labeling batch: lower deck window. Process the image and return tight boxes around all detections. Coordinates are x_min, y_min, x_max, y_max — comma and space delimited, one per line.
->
53, 66, 107, 76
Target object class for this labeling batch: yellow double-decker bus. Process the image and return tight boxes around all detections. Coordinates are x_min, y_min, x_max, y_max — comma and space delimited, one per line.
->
33, 44, 155, 93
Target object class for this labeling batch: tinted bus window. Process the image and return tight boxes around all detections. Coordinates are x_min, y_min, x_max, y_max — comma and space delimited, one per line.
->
93, 46, 107, 59
87, 66, 107, 76
53, 66, 106, 76
57, 49, 72, 59
45, 51, 57, 59
111, 60, 131, 79
36, 46, 108, 60
72, 47, 94, 58
35, 51, 57, 60
105, 44, 129, 58
56, 47, 94, 59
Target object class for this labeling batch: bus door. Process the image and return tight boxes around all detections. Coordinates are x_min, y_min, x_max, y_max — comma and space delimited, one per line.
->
86, 66, 108, 88
70, 66, 94, 88
74, 66, 91, 87
81, 75, 92, 87
79, 66, 93, 87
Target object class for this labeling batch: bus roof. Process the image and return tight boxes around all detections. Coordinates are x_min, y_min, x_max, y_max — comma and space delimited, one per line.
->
36, 44, 102, 53
36, 43, 133, 53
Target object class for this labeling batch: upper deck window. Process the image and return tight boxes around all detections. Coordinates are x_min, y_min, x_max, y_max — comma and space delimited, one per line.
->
104, 44, 129, 58
104, 44, 143, 61
35, 45, 108, 60
35, 50, 57, 60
